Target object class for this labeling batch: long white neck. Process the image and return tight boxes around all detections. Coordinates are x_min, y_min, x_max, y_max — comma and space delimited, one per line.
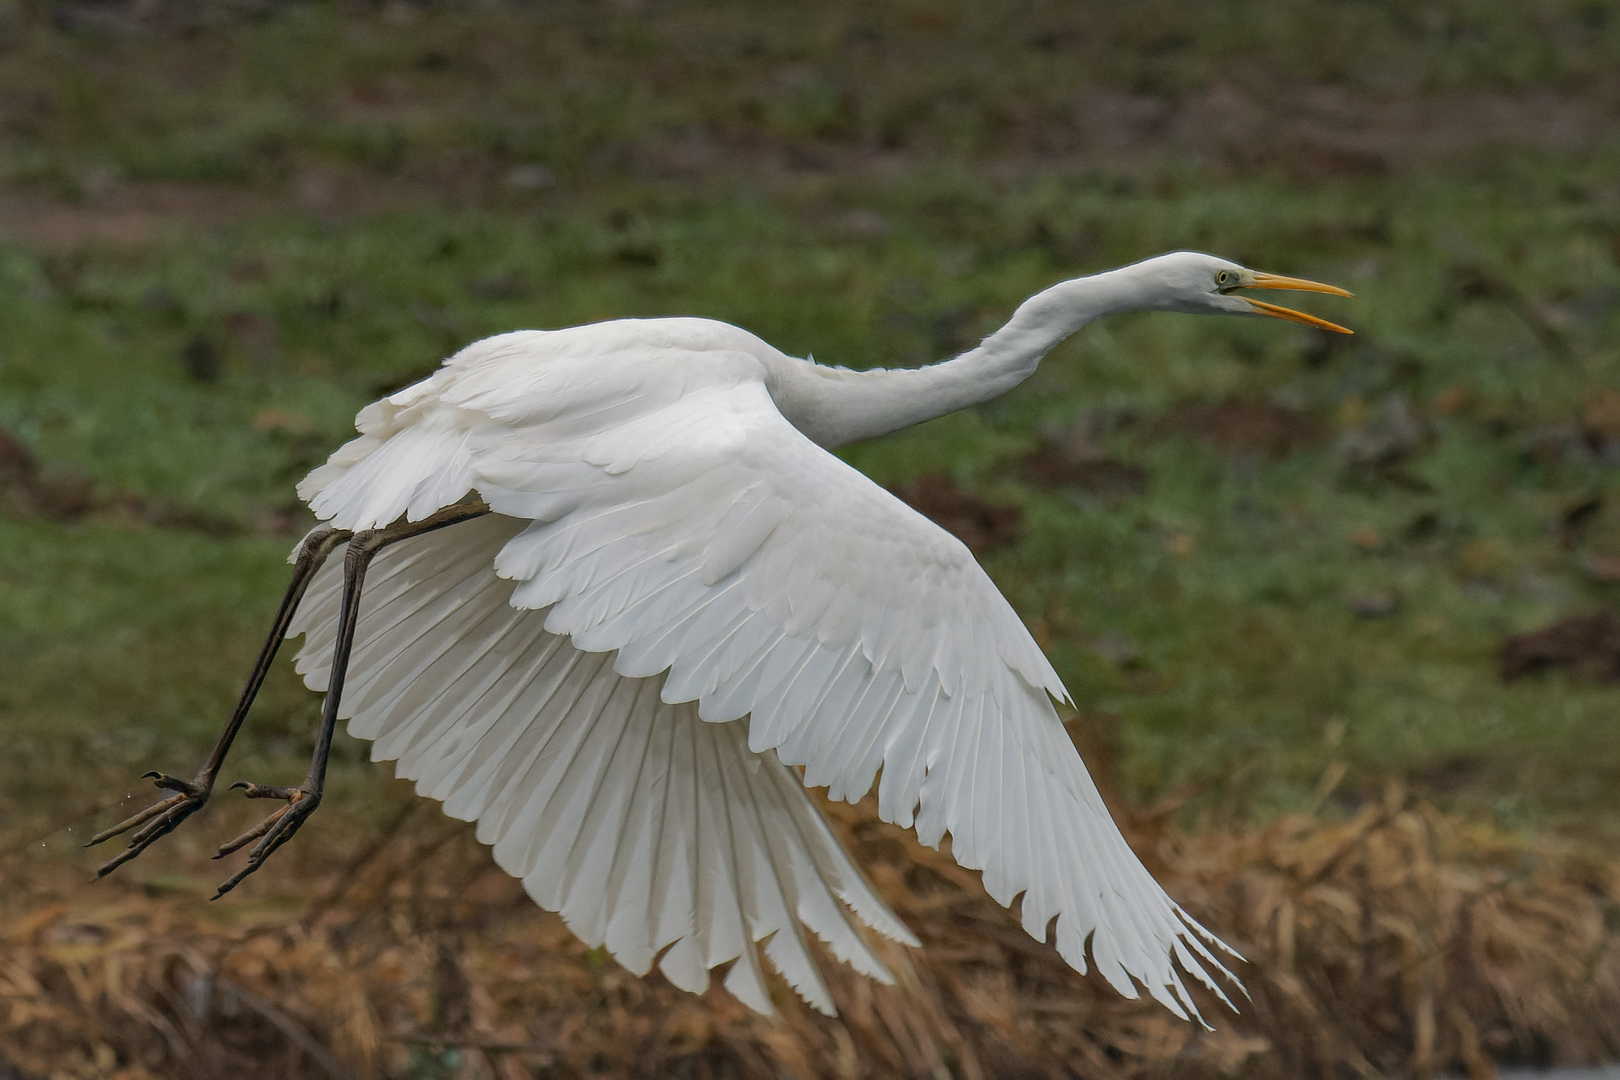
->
763, 266, 1159, 448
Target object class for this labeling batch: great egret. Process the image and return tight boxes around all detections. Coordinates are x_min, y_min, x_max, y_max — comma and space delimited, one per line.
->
90, 251, 1350, 1020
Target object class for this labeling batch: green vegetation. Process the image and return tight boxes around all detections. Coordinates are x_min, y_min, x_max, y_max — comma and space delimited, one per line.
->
3, 0, 1620, 857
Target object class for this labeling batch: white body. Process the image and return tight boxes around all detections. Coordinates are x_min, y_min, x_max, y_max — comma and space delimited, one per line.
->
288, 255, 1272, 1020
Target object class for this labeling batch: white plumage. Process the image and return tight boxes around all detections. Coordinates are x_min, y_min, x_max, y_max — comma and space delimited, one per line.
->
290, 513, 909, 1014
96, 251, 1351, 1021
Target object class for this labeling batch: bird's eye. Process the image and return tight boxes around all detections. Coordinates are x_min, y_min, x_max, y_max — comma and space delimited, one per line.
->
1216, 271, 1231, 286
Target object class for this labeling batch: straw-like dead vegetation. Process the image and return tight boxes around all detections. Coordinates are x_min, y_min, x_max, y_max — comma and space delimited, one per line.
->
4, 768, 1619, 1080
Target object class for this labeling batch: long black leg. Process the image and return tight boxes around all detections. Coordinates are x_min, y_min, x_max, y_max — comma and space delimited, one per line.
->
87, 525, 353, 879
211, 498, 491, 898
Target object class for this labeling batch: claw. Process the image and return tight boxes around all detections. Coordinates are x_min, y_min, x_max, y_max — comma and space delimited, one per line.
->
85, 771, 213, 880
142, 771, 202, 794
211, 784, 320, 899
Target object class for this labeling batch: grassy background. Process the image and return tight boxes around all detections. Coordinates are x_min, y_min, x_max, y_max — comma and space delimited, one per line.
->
4, 0, 1620, 866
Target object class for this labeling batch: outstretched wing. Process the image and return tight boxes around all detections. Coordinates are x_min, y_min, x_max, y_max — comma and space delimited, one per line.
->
290, 514, 912, 1015
298, 319, 1239, 1019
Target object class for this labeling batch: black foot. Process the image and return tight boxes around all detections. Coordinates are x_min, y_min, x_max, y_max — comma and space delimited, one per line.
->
86, 771, 212, 880
210, 781, 321, 899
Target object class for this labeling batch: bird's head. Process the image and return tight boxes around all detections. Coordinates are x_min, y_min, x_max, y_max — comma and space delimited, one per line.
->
1128, 251, 1354, 334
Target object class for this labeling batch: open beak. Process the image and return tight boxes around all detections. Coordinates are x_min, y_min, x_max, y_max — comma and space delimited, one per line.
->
1240, 272, 1354, 334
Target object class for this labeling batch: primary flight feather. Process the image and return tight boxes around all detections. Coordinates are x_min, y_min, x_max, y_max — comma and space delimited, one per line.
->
91, 251, 1351, 1021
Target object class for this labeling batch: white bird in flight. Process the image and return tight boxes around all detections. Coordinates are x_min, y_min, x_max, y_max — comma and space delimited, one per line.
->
91, 251, 1350, 1021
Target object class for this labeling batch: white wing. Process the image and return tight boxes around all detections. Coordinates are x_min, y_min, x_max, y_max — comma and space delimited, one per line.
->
296, 318, 1239, 1019
289, 514, 913, 1016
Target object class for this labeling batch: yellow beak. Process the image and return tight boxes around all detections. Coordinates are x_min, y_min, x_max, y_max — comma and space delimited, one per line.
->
1240, 272, 1354, 334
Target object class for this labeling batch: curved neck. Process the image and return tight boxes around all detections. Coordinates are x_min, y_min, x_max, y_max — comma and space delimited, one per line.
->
765, 268, 1155, 448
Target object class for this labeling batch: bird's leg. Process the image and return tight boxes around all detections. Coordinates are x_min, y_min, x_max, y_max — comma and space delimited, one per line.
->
212, 499, 490, 898
87, 525, 353, 879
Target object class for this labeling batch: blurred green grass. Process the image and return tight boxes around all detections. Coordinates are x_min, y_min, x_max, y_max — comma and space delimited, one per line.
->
3, 0, 1620, 853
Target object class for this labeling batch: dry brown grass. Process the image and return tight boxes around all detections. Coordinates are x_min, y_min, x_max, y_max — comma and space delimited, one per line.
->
4, 776, 1620, 1080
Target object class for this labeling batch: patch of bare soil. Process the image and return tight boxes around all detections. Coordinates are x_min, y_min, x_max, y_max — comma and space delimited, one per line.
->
1340, 393, 1432, 473
1019, 414, 1148, 503
891, 473, 1022, 555
636, 79, 1620, 188
5, 777, 1619, 1079
18, 0, 1620, 187
0, 184, 277, 252
1526, 390, 1620, 471
1022, 450, 1149, 499
1140, 81, 1620, 183
0, 428, 96, 520
1500, 610, 1620, 682
1158, 401, 1328, 459
1, 63, 1616, 251
0, 166, 461, 251
0, 426, 284, 535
